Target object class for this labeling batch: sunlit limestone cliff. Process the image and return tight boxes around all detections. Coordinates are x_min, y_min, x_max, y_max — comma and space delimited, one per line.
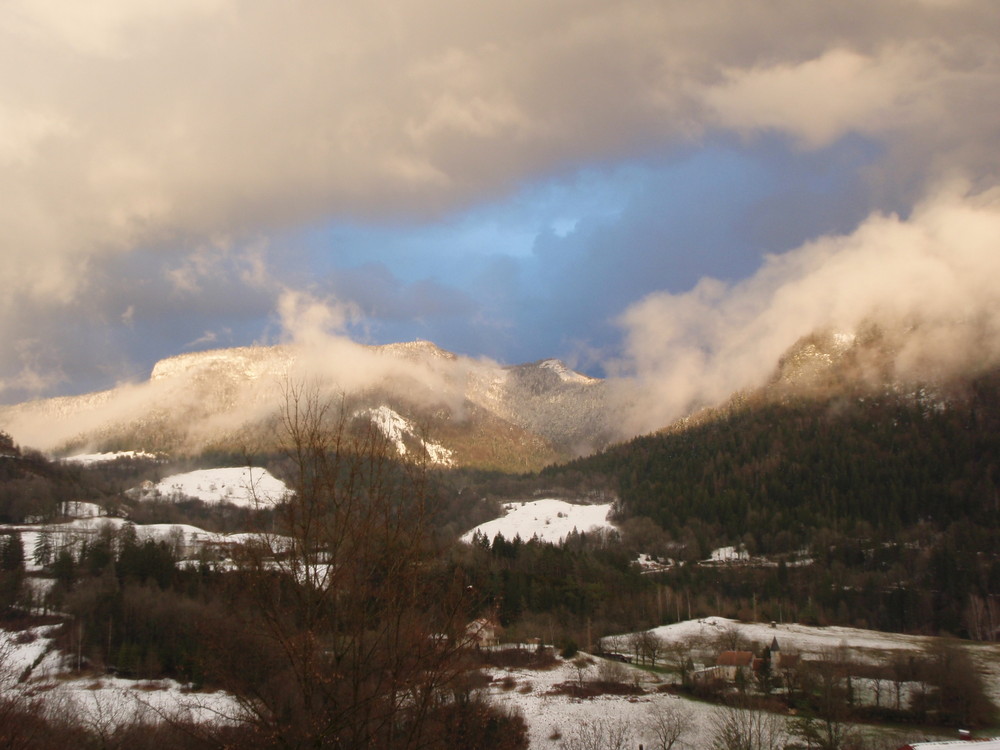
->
0, 342, 610, 471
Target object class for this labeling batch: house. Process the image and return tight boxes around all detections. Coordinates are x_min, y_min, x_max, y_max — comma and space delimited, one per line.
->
691, 665, 725, 684
465, 618, 501, 648
715, 650, 754, 681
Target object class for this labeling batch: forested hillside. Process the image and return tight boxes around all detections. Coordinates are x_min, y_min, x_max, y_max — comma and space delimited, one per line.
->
513, 369, 1000, 637
562, 372, 1000, 553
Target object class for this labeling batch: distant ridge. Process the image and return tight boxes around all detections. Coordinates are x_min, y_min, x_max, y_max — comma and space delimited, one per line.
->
0, 341, 611, 472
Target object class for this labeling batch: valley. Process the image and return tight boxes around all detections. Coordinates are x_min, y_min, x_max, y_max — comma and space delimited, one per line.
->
0, 332, 999, 748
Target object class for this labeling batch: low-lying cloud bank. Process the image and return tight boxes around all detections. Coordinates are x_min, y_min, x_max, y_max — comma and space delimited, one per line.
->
611, 183, 1000, 434
0, 288, 485, 453
7, 176, 1000, 454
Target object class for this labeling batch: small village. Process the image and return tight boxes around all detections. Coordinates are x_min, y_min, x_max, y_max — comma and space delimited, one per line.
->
454, 609, 1000, 749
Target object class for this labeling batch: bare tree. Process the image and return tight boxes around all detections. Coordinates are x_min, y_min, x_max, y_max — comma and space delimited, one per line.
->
710, 700, 785, 750
714, 622, 744, 652
645, 700, 696, 750
665, 638, 699, 688
638, 630, 666, 667
965, 593, 999, 642
205, 384, 501, 749
560, 717, 635, 750
572, 656, 594, 688
596, 657, 629, 685
868, 674, 886, 708
601, 633, 629, 657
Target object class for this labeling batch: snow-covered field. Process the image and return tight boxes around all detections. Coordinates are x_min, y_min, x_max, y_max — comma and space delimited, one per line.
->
485, 652, 721, 748
482, 646, 948, 749
2, 620, 987, 747
642, 617, 1000, 711
647, 616, 932, 660
461, 499, 614, 545
0, 626, 244, 729
131, 466, 289, 506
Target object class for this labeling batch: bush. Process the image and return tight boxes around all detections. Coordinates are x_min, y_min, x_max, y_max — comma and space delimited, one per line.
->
479, 645, 558, 670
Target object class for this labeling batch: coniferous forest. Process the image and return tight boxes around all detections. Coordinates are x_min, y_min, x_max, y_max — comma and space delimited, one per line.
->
446, 369, 1000, 643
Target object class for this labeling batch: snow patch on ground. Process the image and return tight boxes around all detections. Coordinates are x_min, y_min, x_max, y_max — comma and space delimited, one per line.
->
62, 451, 159, 465
648, 616, 932, 658
131, 467, 289, 506
363, 405, 454, 466
461, 499, 614, 545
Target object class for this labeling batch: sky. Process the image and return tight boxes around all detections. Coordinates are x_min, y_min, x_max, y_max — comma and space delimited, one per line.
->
2, 0, 1000, 431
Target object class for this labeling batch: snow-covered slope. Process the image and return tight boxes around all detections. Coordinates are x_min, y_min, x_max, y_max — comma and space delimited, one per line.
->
362, 405, 454, 466
62, 450, 159, 465
1, 626, 243, 728
460, 498, 614, 545
129, 467, 289, 506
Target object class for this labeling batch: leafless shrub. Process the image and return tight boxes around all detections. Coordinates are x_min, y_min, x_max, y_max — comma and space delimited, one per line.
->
645, 699, 697, 750
596, 657, 629, 685
709, 699, 786, 750
479, 645, 558, 670
559, 717, 635, 750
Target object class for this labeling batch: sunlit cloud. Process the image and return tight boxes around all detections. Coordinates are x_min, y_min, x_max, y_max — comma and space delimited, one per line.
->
612, 182, 1000, 434
0, 0, 997, 445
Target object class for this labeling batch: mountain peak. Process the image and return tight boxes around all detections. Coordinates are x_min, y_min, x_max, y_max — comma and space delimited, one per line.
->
150, 345, 294, 383
536, 359, 597, 385
0, 339, 612, 470
374, 340, 456, 361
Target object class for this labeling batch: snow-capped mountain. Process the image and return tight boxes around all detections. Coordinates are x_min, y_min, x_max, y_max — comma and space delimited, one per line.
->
0, 342, 611, 471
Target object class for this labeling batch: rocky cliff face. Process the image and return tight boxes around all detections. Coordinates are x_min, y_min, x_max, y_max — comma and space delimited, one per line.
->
0, 342, 612, 471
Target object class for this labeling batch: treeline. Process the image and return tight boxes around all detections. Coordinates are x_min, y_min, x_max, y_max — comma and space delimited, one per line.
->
22, 523, 219, 682
440, 517, 1000, 646
441, 371, 1000, 640
0, 435, 168, 523
453, 529, 648, 641
0, 439, 93, 523
551, 375, 1000, 553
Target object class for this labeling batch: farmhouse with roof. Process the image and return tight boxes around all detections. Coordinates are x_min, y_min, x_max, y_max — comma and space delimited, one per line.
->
692, 637, 800, 685
465, 617, 501, 648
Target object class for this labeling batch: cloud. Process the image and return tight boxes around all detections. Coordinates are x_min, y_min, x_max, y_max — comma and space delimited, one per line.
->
271, 288, 479, 412
1, 0, 999, 406
705, 47, 925, 148
612, 182, 1000, 434
3, 2, 994, 290
276, 289, 361, 350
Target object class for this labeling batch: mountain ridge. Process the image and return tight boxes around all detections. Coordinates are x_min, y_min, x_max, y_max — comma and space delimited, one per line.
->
0, 342, 611, 471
